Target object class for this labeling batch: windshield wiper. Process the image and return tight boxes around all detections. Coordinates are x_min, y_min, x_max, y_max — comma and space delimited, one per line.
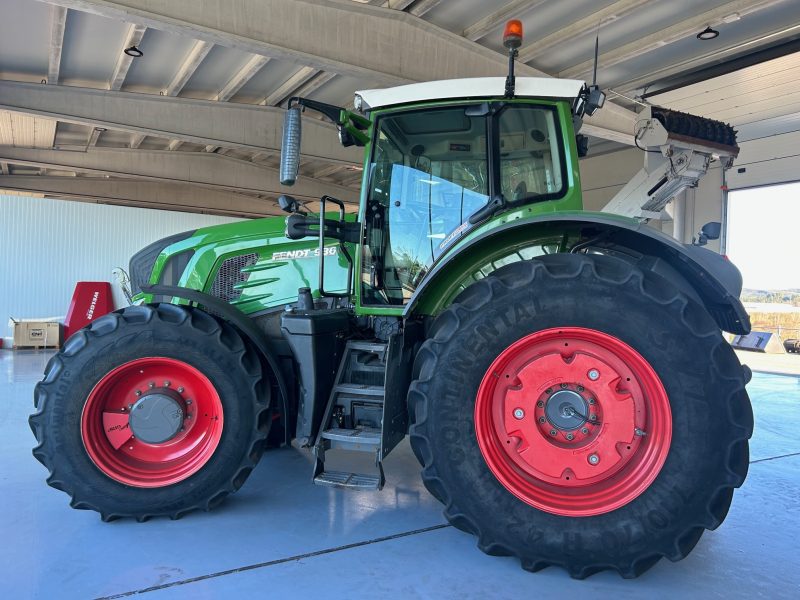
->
468, 194, 506, 224
467, 192, 544, 224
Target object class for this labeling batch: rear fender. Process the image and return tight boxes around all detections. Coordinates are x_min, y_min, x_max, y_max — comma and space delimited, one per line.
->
404, 213, 750, 335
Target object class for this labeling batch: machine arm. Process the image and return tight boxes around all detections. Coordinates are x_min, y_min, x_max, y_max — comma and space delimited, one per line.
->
603, 106, 739, 220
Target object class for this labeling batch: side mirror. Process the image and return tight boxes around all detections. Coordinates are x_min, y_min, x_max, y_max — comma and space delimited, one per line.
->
694, 221, 722, 246
280, 106, 302, 186
278, 194, 301, 214
701, 221, 722, 240
585, 86, 606, 116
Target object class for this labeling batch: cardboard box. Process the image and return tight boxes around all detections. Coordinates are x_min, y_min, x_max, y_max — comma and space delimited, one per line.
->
12, 321, 61, 348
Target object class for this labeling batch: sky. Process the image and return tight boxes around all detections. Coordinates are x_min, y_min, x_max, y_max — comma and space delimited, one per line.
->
726, 181, 800, 290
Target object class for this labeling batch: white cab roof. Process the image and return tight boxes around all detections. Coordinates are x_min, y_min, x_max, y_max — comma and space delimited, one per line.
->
355, 77, 584, 110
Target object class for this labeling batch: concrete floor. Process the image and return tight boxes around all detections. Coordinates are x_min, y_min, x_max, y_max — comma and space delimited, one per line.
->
2, 349, 799, 600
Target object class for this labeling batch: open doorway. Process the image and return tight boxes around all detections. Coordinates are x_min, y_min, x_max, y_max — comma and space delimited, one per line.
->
727, 182, 800, 342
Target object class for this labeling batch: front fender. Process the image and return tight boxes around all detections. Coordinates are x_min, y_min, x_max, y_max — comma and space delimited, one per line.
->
141, 284, 292, 443
404, 212, 750, 335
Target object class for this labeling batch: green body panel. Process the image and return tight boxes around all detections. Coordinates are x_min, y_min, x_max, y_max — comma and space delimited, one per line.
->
137, 215, 352, 313
136, 96, 627, 320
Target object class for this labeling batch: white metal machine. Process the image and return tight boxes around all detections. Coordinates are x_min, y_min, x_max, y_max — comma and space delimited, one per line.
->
603, 106, 739, 220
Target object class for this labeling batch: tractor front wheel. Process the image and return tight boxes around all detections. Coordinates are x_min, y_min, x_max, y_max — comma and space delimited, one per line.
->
29, 304, 270, 521
408, 253, 753, 578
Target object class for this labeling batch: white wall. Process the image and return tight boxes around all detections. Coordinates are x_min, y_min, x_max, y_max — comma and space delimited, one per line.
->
579, 148, 643, 212
0, 195, 243, 337
725, 129, 800, 190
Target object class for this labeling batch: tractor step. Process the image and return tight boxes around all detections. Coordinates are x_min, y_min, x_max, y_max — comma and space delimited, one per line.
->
313, 469, 384, 491
333, 384, 384, 397
313, 339, 397, 491
320, 427, 381, 451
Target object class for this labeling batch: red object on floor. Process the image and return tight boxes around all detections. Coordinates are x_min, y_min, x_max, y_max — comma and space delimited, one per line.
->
64, 282, 114, 340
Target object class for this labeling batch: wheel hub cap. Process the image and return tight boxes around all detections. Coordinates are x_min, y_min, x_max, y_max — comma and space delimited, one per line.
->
544, 390, 587, 430
129, 391, 184, 444
474, 327, 672, 517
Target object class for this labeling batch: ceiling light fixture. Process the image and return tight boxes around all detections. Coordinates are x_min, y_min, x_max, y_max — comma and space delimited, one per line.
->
696, 26, 720, 41
124, 45, 143, 57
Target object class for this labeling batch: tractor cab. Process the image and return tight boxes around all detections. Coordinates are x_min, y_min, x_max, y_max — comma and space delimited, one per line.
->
280, 76, 594, 309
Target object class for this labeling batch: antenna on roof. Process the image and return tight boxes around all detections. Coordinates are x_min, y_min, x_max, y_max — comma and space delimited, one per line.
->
580, 32, 607, 117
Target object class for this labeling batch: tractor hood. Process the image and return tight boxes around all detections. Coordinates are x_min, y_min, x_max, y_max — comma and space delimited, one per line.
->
132, 215, 353, 314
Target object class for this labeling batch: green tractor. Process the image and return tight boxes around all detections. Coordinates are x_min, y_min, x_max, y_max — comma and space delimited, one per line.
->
30, 22, 753, 578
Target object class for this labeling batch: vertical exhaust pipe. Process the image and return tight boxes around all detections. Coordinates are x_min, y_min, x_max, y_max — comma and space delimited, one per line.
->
280, 105, 302, 186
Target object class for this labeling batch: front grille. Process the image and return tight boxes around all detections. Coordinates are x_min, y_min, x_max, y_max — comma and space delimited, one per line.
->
210, 253, 259, 303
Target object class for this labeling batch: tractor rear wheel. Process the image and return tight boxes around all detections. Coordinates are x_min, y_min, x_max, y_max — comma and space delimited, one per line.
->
29, 303, 270, 521
408, 253, 753, 578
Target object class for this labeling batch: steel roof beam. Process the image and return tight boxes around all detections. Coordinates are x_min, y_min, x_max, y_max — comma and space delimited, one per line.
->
561, 0, 788, 80
214, 55, 271, 102
164, 40, 213, 97
163, 40, 214, 150
48, 5, 68, 85
518, 0, 653, 65
48, 0, 549, 84
46, 0, 635, 142
462, 0, 547, 42
409, 0, 442, 17
0, 175, 284, 217
109, 23, 147, 90
0, 81, 361, 163
263, 66, 320, 106
0, 146, 358, 204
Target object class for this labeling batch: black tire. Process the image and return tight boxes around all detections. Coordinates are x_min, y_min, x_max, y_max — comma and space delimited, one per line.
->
29, 303, 271, 521
408, 253, 753, 578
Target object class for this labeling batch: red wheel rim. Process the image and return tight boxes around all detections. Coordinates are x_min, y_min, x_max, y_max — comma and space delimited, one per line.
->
474, 327, 671, 517
81, 357, 224, 488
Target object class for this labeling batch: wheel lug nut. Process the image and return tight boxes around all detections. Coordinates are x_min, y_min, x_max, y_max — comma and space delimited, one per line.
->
590, 414, 597, 421
539, 416, 546, 423
513, 408, 525, 420
164, 381, 170, 387
581, 427, 589, 434
186, 399, 192, 405
588, 398, 595, 405
576, 385, 584, 392
177, 387, 185, 394
536, 400, 544, 408
148, 382, 155, 388
635, 428, 647, 437
545, 388, 553, 394
128, 404, 133, 410
588, 369, 600, 381
134, 390, 142, 397
588, 453, 600, 465
549, 429, 557, 436
565, 433, 574, 441
560, 383, 568, 389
